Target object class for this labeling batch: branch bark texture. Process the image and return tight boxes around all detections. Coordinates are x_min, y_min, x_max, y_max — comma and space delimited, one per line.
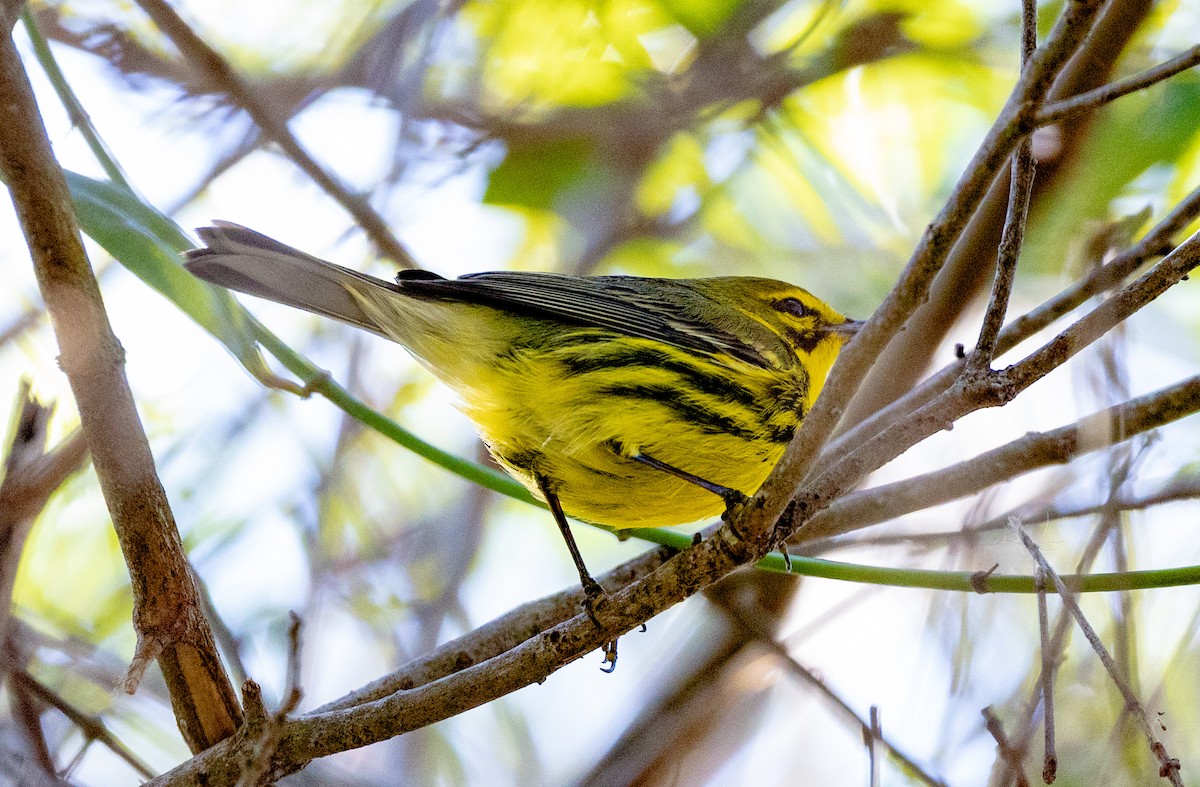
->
0, 18, 239, 752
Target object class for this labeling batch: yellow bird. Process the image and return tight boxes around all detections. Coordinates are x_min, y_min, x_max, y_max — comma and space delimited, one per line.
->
186, 223, 859, 601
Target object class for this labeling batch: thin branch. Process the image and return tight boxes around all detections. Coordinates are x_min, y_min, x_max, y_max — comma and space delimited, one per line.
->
984, 707, 1031, 787
131, 0, 419, 268
236, 613, 304, 787
868, 706, 882, 787
1036, 45, 1200, 127
800, 231, 1200, 547
799, 374, 1200, 542
1007, 230, 1200, 389
999, 184, 1200, 353
1035, 569, 1057, 784
1010, 523, 1183, 786
969, 133, 1036, 369
713, 599, 947, 787
968, 0, 1039, 370
9, 669, 157, 780
999, 481, 1154, 786
0, 384, 89, 645
0, 30, 241, 751
800, 471, 1200, 554
825, 183, 1200, 472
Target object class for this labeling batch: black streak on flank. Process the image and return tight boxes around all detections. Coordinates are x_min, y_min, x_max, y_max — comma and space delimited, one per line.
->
560, 346, 764, 411
598, 383, 763, 440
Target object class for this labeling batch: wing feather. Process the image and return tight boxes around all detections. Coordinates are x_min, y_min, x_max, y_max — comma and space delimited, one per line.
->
398, 271, 769, 367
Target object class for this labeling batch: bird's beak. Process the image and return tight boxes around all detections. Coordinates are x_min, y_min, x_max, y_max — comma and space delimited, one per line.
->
831, 318, 864, 338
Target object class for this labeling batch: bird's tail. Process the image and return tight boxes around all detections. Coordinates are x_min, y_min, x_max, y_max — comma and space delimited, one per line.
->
184, 222, 401, 338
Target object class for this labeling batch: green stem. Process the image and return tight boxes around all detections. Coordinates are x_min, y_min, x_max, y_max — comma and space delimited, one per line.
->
626, 527, 1200, 593
250, 319, 540, 504
21, 10, 135, 191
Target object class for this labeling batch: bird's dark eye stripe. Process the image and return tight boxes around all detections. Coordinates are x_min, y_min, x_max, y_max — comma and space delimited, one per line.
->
773, 297, 814, 318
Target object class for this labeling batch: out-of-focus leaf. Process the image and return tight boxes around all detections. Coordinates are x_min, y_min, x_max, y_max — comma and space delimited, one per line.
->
64, 171, 280, 386
484, 137, 595, 210
1025, 76, 1200, 274
899, 0, 982, 48
603, 236, 687, 276
469, 0, 645, 109
636, 132, 709, 217
655, 0, 741, 38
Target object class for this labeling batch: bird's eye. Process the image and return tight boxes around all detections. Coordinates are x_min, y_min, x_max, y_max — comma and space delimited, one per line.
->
773, 297, 815, 319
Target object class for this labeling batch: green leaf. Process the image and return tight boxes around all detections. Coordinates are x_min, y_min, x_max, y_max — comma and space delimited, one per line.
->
656, 0, 742, 38
484, 137, 595, 210
65, 171, 278, 384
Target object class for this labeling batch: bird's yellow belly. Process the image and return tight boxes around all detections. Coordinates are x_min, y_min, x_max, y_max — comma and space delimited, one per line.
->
460, 341, 805, 529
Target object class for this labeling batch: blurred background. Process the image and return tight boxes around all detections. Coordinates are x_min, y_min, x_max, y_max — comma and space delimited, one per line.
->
2, 0, 1200, 784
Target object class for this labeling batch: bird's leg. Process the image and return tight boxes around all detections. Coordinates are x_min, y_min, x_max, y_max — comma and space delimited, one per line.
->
624, 450, 750, 511
770, 500, 796, 572
538, 479, 620, 670
537, 478, 608, 609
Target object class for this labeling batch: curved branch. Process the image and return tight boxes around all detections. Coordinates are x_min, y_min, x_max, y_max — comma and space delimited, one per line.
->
131, 0, 419, 269
0, 20, 239, 752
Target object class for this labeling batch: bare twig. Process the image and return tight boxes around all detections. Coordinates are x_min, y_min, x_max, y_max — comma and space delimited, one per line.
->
0, 31, 241, 751
9, 669, 156, 779
131, 0, 418, 269
868, 706, 882, 787
1010, 523, 1183, 786
0, 384, 90, 782
999, 184, 1200, 352
0, 384, 89, 647
714, 599, 947, 787
801, 231, 1200, 543
968, 0, 1039, 371
1035, 569, 1057, 784
236, 613, 304, 787
1008, 230, 1200, 389
1036, 45, 1200, 127
984, 707, 1031, 787
826, 183, 1200, 471
799, 374, 1200, 542
797, 470, 1200, 555
5, 646, 57, 779
970, 134, 1036, 369
998, 473, 1152, 787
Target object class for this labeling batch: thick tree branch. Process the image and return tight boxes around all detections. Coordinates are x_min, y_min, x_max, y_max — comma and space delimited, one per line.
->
0, 20, 240, 752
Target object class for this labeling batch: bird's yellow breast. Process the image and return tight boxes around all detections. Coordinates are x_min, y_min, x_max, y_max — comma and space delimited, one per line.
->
459, 335, 816, 528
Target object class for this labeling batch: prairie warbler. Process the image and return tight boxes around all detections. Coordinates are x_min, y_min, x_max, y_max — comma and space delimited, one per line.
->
185, 223, 859, 599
